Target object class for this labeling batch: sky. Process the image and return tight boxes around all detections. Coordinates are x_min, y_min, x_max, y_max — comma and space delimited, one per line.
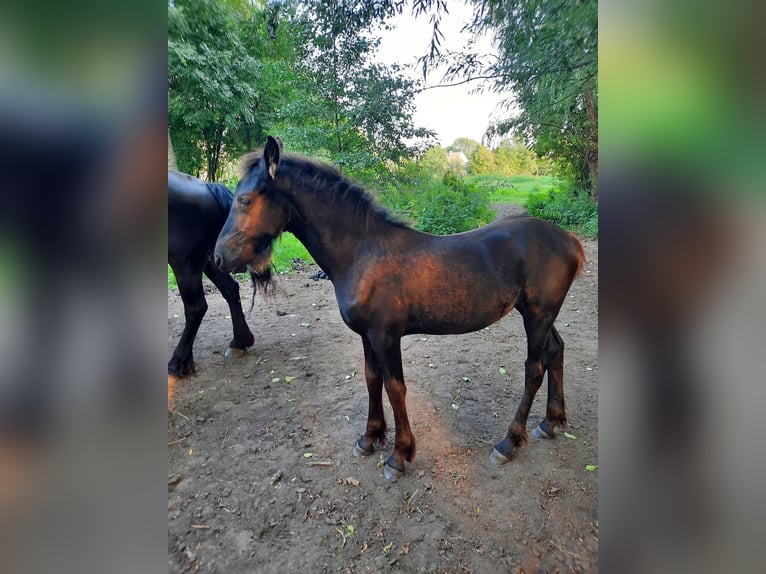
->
374, 2, 510, 148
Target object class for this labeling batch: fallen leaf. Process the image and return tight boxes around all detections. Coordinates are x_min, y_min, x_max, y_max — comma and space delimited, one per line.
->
498, 367, 507, 375
272, 377, 280, 383
384, 542, 394, 553
585, 464, 597, 471
564, 432, 577, 440
586, 367, 593, 371
303, 452, 313, 458
285, 376, 296, 383
451, 402, 459, 410
462, 376, 470, 382
345, 477, 360, 487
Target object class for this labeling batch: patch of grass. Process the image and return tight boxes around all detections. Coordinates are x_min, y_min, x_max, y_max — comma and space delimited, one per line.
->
272, 232, 314, 273
464, 174, 565, 205
167, 234, 314, 292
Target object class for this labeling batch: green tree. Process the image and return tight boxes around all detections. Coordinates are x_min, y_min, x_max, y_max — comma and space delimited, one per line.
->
277, 0, 434, 176
447, 137, 481, 158
469, 145, 495, 174
494, 137, 537, 176
468, 0, 598, 197
419, 145, 448, 177
168, 0, 263, 180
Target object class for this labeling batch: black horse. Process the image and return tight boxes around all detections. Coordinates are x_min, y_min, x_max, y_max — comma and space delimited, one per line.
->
214, 137, 585, 480
168, 171, 264, 388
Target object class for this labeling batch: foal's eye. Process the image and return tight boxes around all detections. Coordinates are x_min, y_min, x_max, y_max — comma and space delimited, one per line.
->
239, 196, 252, 207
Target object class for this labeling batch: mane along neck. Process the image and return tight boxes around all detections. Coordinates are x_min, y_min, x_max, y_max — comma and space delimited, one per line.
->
265, 154, 412, 278
277, 155, 409, 232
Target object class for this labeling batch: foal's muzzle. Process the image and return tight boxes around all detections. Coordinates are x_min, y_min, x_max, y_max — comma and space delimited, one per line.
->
213, 244, 246, 274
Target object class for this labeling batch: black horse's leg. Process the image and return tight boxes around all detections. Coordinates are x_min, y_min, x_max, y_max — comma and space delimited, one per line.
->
353, 335, 387, 457
532, 325, 567, 439
368, 333, 414, 481
168, 260, 208, 378
203, 260, 254, 354
491, 308, 555, 464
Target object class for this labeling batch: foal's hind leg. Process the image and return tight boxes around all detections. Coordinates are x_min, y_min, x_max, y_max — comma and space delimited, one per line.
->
490, 309, 556, 464
353, 336, 388, 457
203, 261, 254, 357
532, 326, 566, 439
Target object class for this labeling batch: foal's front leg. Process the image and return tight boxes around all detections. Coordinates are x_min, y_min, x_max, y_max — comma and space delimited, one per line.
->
353, 336, 387, 457
374, 334, 415, 481
354, 331, 415, 480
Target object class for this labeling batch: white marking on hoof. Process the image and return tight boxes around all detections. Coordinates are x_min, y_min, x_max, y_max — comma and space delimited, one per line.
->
225, 347, 246, 359
489, 448, 511, 465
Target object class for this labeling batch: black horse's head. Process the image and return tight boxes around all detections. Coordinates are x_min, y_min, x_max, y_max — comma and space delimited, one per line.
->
214, 136, 290, 276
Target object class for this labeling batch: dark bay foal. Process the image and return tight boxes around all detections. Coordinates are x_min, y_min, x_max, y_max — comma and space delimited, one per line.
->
215, 137, 585, 480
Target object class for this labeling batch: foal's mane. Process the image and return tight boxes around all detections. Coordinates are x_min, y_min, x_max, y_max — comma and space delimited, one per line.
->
238, 150, 410, 230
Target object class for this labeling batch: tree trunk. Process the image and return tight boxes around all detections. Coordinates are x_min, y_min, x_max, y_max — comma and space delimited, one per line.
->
585, 87, 598, 202
168, 128, 177, 171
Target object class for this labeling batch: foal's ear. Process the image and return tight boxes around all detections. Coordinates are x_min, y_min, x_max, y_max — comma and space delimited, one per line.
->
264, 135, 281, 179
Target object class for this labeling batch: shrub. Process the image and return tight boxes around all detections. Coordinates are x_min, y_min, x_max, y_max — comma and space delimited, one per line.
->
378, 172, 495, 235
526, 188, 598, 238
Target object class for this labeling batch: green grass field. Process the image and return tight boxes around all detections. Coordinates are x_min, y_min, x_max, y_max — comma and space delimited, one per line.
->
463, 174, 565, 205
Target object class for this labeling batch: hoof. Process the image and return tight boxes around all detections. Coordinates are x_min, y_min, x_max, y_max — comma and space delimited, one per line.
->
532, 420, 554, 439
489, 436, 513, 465
489, 448, 511, 465
383, 457, 405, 481
225, 347, 246, 359
352, 437, 374, 458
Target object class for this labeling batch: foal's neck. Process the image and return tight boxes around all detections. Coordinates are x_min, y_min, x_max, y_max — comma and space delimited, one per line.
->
281, 166, 406, 279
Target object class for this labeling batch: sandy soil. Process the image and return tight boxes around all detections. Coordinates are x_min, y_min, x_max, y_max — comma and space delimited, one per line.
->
168, 204, 598, 573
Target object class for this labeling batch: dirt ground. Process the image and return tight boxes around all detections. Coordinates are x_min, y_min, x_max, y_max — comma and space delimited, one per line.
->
168, 204, 598, 573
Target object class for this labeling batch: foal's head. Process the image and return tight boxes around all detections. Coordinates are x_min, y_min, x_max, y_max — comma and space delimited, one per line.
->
214, 136, 288, 275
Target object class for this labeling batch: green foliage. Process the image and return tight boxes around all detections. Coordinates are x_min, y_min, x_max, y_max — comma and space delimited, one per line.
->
493, 138, 538, 176
169, 0, 434, 181
168, 0, 263, 180
526, 188, 598, 238
168, 265, 177, 290
469, 145, 496, 174
269, 0, 435, 175
419, 145, 448, 177
378, 172, 495, 235
462, 0, 598, 197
